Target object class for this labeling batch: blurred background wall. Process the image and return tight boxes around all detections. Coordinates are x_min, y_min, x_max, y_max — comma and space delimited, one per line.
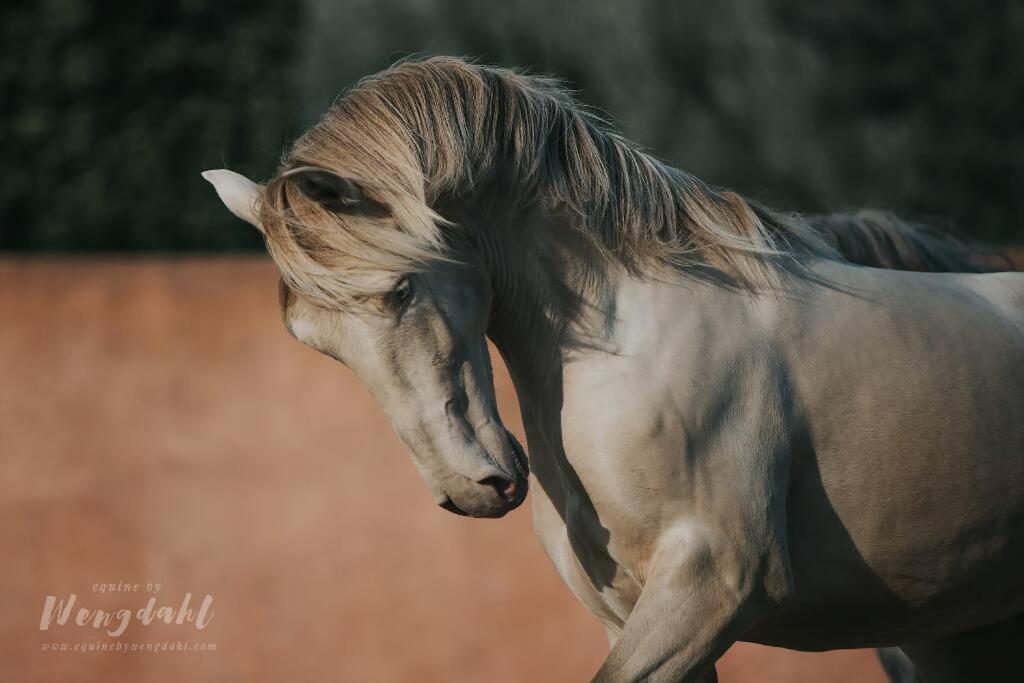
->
2, 1, 1021, 681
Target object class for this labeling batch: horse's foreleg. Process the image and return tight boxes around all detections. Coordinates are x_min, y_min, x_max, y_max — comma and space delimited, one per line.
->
602, 623, 717, 682
877, 647, 921, 683
591, 530, 783, 683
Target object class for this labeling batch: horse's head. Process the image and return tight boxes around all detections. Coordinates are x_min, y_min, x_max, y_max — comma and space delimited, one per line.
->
203, 168, 528, 518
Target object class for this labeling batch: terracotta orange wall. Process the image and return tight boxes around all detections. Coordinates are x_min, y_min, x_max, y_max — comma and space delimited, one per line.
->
0, 258, 886, 682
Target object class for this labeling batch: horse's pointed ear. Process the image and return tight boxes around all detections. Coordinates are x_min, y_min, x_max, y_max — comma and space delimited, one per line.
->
286, 167, 375, 214
202, 169, 265, 233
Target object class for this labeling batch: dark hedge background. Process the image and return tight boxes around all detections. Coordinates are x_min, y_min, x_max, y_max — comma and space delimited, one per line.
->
3, 0, 1022, 250
1, 0, 299, 250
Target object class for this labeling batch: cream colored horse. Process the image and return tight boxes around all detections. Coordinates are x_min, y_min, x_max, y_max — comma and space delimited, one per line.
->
205, 58, 1023, 682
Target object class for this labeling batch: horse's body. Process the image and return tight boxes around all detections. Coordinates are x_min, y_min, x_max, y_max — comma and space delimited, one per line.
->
479, 206, 1024, 680
204, 57, 1023, 681
537, 262, 1024, 628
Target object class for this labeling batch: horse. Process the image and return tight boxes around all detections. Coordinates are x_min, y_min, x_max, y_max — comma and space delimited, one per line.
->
203, 57, 1024, 682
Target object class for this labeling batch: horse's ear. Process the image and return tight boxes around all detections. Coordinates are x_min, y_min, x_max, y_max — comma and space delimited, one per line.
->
286, 168, 383, 215
201, 169, 264, 233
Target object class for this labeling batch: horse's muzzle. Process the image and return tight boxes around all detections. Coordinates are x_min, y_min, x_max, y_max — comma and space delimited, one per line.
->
437, 430, 529, 518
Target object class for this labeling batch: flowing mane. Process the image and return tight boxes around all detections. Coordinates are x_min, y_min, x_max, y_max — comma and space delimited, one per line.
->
259, 57, 838, 305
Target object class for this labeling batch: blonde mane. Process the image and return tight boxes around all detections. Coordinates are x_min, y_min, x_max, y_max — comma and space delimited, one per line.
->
259, 56, 835, 306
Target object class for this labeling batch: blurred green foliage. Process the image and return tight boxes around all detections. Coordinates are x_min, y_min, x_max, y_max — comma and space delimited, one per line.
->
303, 0, 1024, 244
2, 0, 1023, 249
1, 0, 300, 250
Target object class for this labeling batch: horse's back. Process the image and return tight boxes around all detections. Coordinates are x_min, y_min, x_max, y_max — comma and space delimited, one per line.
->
959, 270, 1024, 324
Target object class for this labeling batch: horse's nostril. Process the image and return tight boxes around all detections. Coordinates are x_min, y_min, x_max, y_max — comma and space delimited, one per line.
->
478, 475, 517, 500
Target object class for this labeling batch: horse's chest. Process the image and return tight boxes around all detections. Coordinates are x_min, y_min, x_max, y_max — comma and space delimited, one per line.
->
528, 460, 650, 630
523, 368, 679, 628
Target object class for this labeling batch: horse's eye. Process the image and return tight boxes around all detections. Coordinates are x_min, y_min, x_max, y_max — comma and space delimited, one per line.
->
390, 277, 413, 308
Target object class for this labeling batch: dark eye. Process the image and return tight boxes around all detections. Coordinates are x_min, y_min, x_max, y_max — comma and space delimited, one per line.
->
390, 277, 413, 308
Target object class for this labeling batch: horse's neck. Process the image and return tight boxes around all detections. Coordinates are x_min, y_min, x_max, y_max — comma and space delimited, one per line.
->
477, 203, 775, 454
481, 206, 619, 401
